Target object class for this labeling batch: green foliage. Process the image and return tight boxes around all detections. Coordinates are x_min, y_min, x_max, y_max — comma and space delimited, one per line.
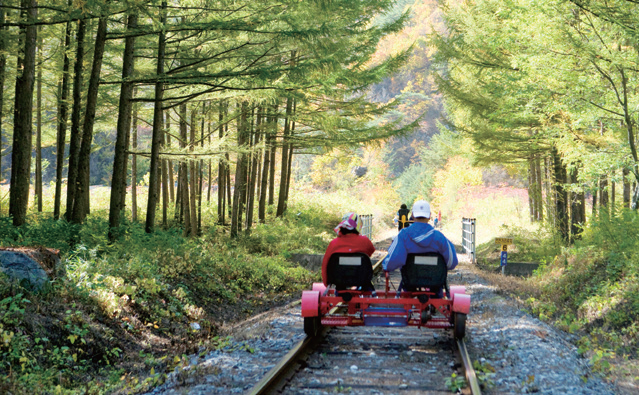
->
0, 292, 32, 373
373, 0, 450, 177
496, 224, 563, 263
392, 127, 461, 205
525, 297, 558, 323
0, 197, 338, 393
445, 372, 466, 392
432, 0, 639, 211
0, 282, 119, 394
473, 360, 496, 389
0, 216, 79, 254
518, 208, 639, 376
393, 160, 434, 204
245, 211, 333, 256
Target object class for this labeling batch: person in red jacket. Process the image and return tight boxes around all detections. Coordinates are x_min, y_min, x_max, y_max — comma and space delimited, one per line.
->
321, 212, 376, 286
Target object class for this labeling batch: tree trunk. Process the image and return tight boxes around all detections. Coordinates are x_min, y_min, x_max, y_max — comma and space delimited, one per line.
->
534, 156, 543, 221
145, 1, 167, 233
244, 111, 253, 228
225, 110, 232, 219
544, 155, 554, 224
592, 180, 598, 217
283, 102, 296, 212
0, 1, 6, 215
166, 113, 174, 202
580, 190, 586, 227
246, 108, 261, 232
600, 176, 609, 211
255, 139, 262, 208
611, 170, 616, 210
198, 159, 203, 231
120, 134, 131, 215
283, 145, 294, 214
552, 147, 568, 242
217, 102, 226, 225
35, 30, 42, 212
9, 0, 37, 226
570, 167, 584, 241
189, 109, 198, 236
226, 158, 232, 217
276, 97, 293, 217
131, 89, 138, 221
199, 104, 205, 231
181, 163, 190, 236
108, 13, 137, 240
258, 109, 273, 223
623, 168, 630, 208
268, 105, 277, 206
268, 144, 276, 207
54, 18, 71, 220
66, 18, 86, 221
632, 183, 639, 211
231, 102, 249, 237
71, 15, 108, 223
178, 103, 190, 235
530, 154, 543, 222
618, 72, 639, 211
174, 166, 182, 222
528, 157, 534, 222
207, 106, 212, 203
285, 140, 293, 211
161, 112, 169, 228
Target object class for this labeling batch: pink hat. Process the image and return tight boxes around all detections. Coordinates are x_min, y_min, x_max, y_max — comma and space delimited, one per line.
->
334, 212, 362, 233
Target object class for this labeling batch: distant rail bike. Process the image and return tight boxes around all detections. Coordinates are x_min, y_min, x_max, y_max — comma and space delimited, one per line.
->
301, 252, 471, 338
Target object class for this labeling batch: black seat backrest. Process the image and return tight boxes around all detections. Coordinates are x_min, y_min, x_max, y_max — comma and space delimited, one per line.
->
326, 253, 373, 289
400, 253, 447, 290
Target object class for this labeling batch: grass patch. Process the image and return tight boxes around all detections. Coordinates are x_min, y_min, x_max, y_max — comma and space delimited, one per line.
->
0, 201, 331, 394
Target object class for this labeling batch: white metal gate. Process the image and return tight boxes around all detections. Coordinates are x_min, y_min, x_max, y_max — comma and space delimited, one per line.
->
462, 217, 476, 263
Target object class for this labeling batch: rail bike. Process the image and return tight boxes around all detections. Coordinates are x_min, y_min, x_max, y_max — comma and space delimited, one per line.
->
301, 252, 470, 339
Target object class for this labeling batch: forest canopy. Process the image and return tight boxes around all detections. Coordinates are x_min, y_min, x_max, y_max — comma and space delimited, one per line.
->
0, 0, 416, 236
430, 0, 639, 241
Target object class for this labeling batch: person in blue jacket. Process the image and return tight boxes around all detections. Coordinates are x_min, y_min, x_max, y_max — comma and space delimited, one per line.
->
383, 200, 458, 274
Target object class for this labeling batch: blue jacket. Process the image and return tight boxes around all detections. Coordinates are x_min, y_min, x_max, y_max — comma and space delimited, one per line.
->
383, 222, 458, 272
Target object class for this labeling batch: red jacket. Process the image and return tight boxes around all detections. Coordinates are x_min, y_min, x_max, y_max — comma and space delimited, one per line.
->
321, 233, 376, 285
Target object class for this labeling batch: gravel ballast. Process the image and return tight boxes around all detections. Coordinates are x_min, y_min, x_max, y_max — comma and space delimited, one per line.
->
145, 256, 617, 394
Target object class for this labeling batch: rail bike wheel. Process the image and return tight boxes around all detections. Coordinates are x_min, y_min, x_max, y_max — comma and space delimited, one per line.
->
304, 316, 322, 337
453, 312, 466, 339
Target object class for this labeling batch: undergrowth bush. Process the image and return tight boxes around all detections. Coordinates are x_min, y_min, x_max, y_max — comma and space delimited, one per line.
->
522, 209, 639, 368
498, 223, 563, 263
0, 178, 396, 394
0, 201, 333, 393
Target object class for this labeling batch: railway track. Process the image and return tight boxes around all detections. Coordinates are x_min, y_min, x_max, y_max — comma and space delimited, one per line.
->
249, 255, 481, 395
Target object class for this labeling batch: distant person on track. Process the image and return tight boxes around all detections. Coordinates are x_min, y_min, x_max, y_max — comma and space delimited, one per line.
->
396, 203, 411, 231
383, 200, 458, 292
321, 212, 376, 286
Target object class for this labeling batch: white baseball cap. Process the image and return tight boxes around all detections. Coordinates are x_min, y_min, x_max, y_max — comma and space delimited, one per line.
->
412, 200, 431, 219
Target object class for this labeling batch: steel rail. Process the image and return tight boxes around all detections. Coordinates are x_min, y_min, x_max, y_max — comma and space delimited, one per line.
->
457, 338, 482, 395
247, 326, 327, 395
248, 254, 387, 394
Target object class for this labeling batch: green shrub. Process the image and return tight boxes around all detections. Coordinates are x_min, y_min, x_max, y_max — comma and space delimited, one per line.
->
523, 208, 639, 362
